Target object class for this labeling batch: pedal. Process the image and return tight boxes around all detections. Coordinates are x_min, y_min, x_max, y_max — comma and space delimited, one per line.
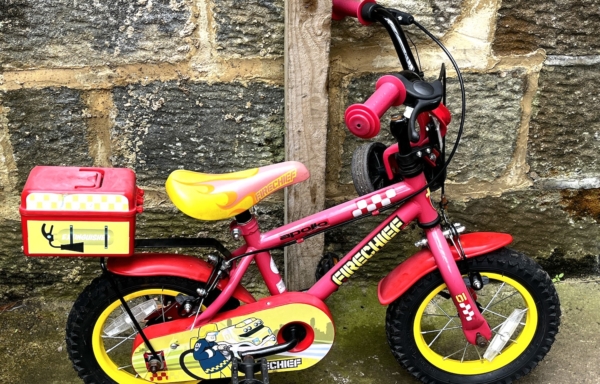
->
232, 333, 299, 383
231, 356, 269, 384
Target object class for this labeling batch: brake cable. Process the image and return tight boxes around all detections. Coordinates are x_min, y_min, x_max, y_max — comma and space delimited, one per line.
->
409, 20, 483, 286
219, 14, 470, 266
398, 19, 466, 200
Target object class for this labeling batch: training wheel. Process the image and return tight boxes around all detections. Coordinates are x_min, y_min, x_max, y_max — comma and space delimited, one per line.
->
351, 142, 395, 196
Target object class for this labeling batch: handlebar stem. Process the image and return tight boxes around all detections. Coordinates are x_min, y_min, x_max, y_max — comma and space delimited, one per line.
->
362, 5, 421, 75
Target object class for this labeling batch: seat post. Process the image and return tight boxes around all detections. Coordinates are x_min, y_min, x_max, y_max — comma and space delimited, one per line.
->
235, 210, 253, 224
232, 211, 287, 296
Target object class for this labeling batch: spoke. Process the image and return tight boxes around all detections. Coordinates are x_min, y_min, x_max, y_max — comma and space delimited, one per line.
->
118, 364, 133, 370
444, 342, 469, 360
161, 294, 166, 323
102, 335, 136, 340
474, 344, 483, 361
483, 282, 506, 312
428, 318, 454, 347
485, 308, 509, 320
432, 299, 460, 325
424, 313, 459, 318
491, 322, 504, 332
486, 308, 527, 326
421, 326, 462, 334
484, 291, 520, 311
460, 342, 469, 363
105, 331, 138, 354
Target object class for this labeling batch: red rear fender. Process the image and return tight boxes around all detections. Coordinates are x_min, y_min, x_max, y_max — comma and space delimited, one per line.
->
378, 232, 513, 305
107, 253, 256, 304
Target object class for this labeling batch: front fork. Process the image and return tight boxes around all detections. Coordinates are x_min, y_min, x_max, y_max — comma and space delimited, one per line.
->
425, 226, 492, 345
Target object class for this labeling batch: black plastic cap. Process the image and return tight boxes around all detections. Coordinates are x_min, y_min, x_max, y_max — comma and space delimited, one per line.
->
360, 2, 381, 23
235, 210, 252, 224
394, 10, 414, 25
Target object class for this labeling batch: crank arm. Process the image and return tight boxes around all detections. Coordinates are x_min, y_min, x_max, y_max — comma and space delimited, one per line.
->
239, 338, 298, 360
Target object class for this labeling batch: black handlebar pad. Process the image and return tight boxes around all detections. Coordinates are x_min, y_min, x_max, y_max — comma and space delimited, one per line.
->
361, 3, 414, 25
393, 74, 444, 142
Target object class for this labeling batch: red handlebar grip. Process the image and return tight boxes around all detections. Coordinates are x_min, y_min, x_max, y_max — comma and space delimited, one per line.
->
332, 0, 376, 25
345, 75, 406, 139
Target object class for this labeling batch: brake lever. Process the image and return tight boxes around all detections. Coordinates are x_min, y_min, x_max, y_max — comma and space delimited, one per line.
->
399, 77, 444, 142
408, 96, 443, 142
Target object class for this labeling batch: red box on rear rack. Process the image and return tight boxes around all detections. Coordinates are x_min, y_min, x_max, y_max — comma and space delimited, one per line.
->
20, 166, 144, 257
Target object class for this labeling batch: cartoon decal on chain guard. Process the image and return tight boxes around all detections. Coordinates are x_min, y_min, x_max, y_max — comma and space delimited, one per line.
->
130, 292, 335, 382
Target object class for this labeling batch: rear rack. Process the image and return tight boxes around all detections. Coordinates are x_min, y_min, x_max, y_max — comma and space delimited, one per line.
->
134, 237, 232, 258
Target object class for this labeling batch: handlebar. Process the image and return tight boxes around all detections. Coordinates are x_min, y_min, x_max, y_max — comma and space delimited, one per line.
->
332, 0, 414, 25
334, 0, 444, 143
345, 74, 443, 142
344, 75, 406, 139
332, 0, 376, 25
332, 0, 420, 73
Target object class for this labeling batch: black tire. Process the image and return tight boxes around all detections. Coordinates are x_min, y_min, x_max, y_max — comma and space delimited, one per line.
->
66, 274, 238, 384
351, 141, 393, 196
386, 248, 560, 384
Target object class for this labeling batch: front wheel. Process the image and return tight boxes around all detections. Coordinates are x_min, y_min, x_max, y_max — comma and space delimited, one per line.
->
386, 248, 560, 384
66, 274, 238, 384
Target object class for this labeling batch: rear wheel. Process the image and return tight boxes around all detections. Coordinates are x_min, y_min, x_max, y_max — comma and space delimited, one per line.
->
386, 248, 560, 384
66, 274, 237, 384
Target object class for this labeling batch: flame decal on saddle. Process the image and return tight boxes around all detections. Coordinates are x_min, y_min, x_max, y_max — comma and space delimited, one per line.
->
331, 217, 403, 286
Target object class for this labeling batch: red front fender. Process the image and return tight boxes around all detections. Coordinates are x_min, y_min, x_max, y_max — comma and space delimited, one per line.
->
107, 253, 256, 304
378, 232, 513, 305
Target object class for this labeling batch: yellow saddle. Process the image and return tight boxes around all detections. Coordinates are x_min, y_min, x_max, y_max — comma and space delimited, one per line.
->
165, 162, 310, 221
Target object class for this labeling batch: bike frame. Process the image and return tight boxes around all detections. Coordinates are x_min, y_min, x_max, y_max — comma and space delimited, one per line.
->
186, 171, 491, 345
107, 0, 495, 347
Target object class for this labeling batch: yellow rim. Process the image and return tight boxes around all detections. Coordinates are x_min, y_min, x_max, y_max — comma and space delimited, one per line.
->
92, 287, 198, 384
413, 273, 538, 375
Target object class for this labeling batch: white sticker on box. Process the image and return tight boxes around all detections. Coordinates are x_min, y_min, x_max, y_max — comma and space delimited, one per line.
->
26, 193, 129, 212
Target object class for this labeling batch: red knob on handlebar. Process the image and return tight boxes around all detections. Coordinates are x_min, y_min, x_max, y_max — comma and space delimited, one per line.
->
332, 0, 377, 25
344, 75, 406, 139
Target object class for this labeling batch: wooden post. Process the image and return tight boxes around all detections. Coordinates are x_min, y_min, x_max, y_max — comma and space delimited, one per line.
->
284, 0, 332, 291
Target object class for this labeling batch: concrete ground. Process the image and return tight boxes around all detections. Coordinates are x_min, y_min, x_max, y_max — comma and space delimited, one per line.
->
0, 279, 598, 384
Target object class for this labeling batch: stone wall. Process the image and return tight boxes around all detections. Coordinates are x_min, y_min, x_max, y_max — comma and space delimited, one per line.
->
1, 0, 598, 301
326, 0, 600, 279
0, 0, 286, 300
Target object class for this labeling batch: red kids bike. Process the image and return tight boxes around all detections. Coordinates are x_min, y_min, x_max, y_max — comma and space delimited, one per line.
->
19, 1, 560, 383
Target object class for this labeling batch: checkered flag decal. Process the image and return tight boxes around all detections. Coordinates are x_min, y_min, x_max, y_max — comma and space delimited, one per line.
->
352, 189, 397, 218
150, 371, 169, 381
459, 302, 475, 321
